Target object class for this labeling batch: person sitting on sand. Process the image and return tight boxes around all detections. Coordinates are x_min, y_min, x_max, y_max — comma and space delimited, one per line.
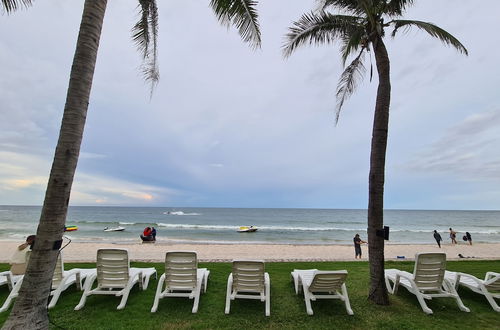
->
10, 235, 35, 275
353, 234, 367, 259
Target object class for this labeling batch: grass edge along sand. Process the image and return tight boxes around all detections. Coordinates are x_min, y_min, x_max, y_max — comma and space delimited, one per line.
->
1, 260, 499, 329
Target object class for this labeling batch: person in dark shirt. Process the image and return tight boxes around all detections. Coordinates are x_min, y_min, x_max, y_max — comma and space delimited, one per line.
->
465, 231, 472, 245
353, 234, 367, 259
433, 230, 442, 248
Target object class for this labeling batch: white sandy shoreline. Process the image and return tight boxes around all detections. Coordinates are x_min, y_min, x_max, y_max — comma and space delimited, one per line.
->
1, 241, 499, 263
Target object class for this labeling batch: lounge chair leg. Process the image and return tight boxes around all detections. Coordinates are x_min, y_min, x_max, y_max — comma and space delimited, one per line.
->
75, 274, 96, 311
302, 282, 314, 315
203, 271, 209, 293
117, 289, 131, 310
151, 274, 165, 313
0, 279, 23, 313
385, 276, 394, 294
224, 274, 233, 314
341, 283, 354, 315
192, 284, 202, 313
443, 279, 469, 312
265, 273, 270, 316
415, 292, 433, 315
48, 286, 64, 309
484, 292, 500, 312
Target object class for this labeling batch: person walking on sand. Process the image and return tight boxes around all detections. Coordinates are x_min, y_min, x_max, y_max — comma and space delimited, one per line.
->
449, 228, 457, 244
433, 230, 442, 248
465, 231, 472, 245
353, 234, 367, 259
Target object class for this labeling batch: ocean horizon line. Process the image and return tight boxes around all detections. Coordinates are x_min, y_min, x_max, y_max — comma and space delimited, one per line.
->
1, 205, 500, 212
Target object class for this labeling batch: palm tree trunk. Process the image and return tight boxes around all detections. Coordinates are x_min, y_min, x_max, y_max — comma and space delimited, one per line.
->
3, 1, 107, 328
367, 36, 390, 305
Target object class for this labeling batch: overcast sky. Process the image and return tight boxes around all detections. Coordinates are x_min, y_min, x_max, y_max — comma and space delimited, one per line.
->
1, 0, 499, 210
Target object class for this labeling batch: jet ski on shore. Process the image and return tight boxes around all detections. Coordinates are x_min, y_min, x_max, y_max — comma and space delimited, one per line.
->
237, 226, 258, 233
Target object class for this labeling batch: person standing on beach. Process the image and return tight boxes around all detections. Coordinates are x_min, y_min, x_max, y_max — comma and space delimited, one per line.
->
353, 234, 367, 259
433, 230, 442, 248
449, 228, 457, 244
465, 231, 472, 245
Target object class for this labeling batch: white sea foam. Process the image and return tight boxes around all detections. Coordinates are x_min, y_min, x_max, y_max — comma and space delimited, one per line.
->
162, 211, 201, 216
119, 222, 135, 225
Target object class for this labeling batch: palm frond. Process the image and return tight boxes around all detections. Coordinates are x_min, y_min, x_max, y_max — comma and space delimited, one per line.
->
335, 49, 366, 123
340, 26, 366, 65
383, 0, 414, 17
318, 0, 365, 15
392, 20, 468, 55
132, 0, 159, 94
210, 0, 261, 49
1, 0, 32, 14
283, 11, 362, 57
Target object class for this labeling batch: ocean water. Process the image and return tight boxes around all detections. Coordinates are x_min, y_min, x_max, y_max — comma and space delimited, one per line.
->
0, 206, 499, 245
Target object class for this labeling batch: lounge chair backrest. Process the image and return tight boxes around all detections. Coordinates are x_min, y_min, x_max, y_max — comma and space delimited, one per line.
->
52, 253, 65, 287
165, 251, 198, 290
309, 270, 348, 293
97, 249, 130, 288
413, 253, 446, 290
232, 260, 265, 293
485, 274, 500, 292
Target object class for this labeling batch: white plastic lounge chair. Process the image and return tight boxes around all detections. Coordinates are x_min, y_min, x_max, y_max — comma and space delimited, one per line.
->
445, 271, 500, 312
225, 260, 270, 316
291, 269, 353, 315
151, 251, 210, 313
48, 252, 96, 309
74, 248, 157, 310
385, 252, 470, 314
0, 271, 21, 292
0, 252, 96, 312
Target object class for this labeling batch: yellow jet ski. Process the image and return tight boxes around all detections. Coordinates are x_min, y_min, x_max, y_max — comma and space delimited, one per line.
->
237, 226, 258, 233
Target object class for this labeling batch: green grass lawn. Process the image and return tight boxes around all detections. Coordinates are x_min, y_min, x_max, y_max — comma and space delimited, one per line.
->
1, 260, 499, 329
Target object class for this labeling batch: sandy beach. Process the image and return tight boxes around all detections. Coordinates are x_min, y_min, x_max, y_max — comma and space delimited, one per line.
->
1, 241, 499, 263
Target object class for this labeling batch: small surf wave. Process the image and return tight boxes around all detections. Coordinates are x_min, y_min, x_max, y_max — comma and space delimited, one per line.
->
119, 222, 136, 225
163, 211, 201, 216
155, 223, 366, 232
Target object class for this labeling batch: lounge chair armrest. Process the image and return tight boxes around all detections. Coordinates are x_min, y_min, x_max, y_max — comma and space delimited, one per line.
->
395, 271, 413, 282
456, 272, 482, 285
485, 272, 500, 281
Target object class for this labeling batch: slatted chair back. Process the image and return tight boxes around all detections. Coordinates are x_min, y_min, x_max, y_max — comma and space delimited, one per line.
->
413, 253, 446, 291
485, 274, 500, 292
308, 271, 348, 293
165, 251, 198, 290
97, 249, 130, 289
232, 260, 265, 293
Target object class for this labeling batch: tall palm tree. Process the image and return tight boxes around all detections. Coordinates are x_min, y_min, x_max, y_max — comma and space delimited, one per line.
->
3, 1, 260, 328
283, 0, 467, 304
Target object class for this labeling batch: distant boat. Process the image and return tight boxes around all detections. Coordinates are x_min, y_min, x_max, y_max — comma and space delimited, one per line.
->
237, 226, 258, 233
104, 226, 125, 232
